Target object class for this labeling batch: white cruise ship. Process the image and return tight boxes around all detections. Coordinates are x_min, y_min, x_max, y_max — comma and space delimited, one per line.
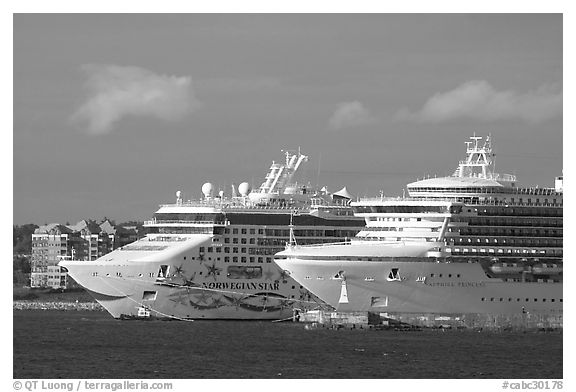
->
275, 136, 562, 327
60, 150, 364, 320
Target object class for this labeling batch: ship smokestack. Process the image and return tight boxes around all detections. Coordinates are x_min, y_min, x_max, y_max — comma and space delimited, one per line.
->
555, 176, 563, 192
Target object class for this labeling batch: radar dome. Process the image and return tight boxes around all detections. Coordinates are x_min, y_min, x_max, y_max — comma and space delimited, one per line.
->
201, 182, 214, 197
238, 182, 251, 196
176, 190, 182, 198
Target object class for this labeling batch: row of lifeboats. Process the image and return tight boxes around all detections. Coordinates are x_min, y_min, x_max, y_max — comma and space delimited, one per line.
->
489, 262, 563, 275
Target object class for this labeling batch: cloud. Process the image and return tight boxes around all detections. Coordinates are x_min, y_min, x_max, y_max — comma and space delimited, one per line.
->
71, 64, 199, 134
328, 101, 377, 130
397, 80, 562, 124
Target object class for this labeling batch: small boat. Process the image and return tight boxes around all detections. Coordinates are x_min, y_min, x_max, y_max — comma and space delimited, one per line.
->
532, 264, 562, 275
489, 263, 524, 274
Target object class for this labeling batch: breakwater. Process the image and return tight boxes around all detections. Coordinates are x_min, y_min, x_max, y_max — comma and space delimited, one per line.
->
13, 301, 104, 311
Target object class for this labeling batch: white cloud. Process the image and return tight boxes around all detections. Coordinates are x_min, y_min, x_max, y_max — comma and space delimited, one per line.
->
328, 101, 377, 130
71, 64, 199, 134
397, 80, 562, 124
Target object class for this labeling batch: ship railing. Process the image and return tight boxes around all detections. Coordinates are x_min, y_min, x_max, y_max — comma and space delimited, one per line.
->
144, 220, 221, 225
291, 240, 354, 248
158, 202, 324, 211
356, 196, 562, 207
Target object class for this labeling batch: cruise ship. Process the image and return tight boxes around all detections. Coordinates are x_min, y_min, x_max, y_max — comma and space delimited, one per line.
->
60, 150, 364, 320
275, 136, 563, 327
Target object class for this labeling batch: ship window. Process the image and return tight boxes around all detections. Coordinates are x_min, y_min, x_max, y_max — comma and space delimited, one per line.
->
142, 291, 157, 301
241, 229, 247, 234
157, 265, 169, 278
387, 268, 401, 281
233, 228, 238, 234
224, 257, 230, 263
216, 247, 221, 253
266, 257, 272, 263
258, 257, 263, 263
233, 238, 238, 244
227, 266, 263, 280
241, 257, 247, 263
225, 238, 230, 243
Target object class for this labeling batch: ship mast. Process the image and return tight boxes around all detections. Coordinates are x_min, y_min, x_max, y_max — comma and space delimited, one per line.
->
452, 134, 516, 184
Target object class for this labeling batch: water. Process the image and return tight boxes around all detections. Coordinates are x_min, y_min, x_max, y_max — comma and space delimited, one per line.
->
13, 311, 562, 379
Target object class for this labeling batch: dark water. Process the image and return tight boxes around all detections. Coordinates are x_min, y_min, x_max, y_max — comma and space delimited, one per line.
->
14, 310, 562, 379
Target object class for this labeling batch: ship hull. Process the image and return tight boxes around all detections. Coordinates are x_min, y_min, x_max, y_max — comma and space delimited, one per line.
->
274, 258, 562, 318
61, 258, 326, 320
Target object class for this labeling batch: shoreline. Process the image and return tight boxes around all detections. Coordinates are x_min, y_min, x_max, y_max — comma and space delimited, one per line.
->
13, 301, 104, 311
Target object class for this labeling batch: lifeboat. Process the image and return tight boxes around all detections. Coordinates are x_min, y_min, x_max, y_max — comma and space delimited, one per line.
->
489, 263, 525, 274
532, 263, 563, 275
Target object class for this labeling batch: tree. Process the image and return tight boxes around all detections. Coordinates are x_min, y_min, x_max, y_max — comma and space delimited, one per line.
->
13, 224, 38, 255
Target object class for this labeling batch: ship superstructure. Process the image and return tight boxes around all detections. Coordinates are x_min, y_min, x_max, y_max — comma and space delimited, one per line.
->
60, 150, 364, 320
275, 136, 562, 326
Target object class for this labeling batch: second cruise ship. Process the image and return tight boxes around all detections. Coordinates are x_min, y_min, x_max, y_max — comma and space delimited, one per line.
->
275, 135, 563, 327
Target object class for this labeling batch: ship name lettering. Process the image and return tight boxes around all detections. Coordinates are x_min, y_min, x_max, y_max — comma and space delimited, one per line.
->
202, 282, 280, 291
425, 281, 485, 288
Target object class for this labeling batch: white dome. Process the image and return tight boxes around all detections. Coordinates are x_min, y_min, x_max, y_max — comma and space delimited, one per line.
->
238, 182, 251, 196
201, 182, 214, 197
176, 190, 182, 198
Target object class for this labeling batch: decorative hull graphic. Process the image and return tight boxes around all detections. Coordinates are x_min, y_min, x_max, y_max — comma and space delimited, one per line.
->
61, 245, 329, 320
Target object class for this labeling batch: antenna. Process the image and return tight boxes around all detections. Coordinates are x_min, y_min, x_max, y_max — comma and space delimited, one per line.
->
316, 152, 322, 189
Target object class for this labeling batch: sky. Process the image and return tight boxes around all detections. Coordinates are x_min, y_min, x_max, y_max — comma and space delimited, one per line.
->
13, 13, 563, 225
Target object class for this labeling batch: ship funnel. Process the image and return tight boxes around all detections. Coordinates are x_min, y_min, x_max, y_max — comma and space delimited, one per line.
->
555, 176, 563, 192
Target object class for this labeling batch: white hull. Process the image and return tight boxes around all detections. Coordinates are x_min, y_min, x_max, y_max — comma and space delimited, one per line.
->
60, 234, 329, 320
275, 245, 562, 317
